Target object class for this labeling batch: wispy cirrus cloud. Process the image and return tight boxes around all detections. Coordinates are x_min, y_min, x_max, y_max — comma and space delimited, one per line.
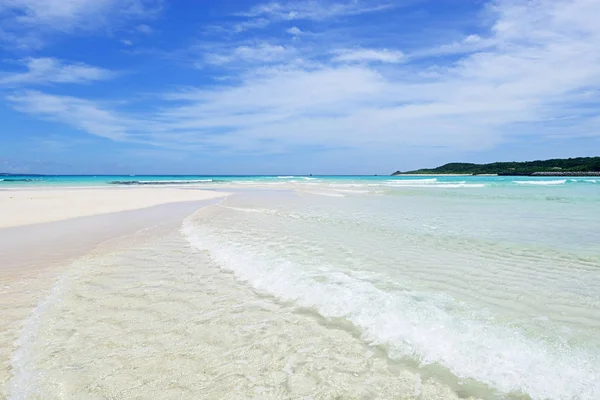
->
4, 0, 600, 165
231, 18, 271, 33
332, 48, 404, 63
0, 0, 161, 48
135, 23, 153, 34
0, 57, 114, 86
203, 43, 295, 66
7, 90, 129, 141
219, 0, 394, 34
239, 0, 394, 21
407, 34, 497, 60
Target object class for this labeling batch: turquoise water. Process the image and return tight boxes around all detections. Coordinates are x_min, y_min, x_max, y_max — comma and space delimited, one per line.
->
2, 173, 599, 188
4, 175, 600, 399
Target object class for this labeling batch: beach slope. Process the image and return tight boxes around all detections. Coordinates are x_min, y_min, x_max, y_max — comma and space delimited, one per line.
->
0, 187, 230, 228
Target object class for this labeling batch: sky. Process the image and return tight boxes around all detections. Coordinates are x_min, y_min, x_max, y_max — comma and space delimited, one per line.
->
0, 0, 599, 175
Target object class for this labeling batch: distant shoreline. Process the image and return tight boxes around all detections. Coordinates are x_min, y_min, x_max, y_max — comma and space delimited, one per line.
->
392, 156, 600, 176
394, 174, 488, 176
394, 172, 600, 177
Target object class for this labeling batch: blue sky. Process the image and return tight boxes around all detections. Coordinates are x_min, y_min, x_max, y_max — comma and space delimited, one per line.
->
0, 0, 599, 174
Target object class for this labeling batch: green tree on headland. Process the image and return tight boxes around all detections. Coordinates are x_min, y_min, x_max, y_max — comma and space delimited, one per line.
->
393, 157, 600, 175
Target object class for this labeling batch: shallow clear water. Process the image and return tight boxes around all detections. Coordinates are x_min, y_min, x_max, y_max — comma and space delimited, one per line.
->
6, 178, 600, 399
7, 230, 472, 400
1, 173, 599, 189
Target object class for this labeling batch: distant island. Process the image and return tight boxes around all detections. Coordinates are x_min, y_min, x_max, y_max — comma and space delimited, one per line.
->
393, 157, 600, 176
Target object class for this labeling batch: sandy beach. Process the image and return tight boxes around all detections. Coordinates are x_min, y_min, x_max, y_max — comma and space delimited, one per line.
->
0, 187, 231, 228
0, 179, 598, 399
0, 187, 230, 398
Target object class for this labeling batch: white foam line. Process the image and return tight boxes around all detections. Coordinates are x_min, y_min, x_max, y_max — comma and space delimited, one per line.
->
182, 222, 600, 400
7, 274, 72, 400
385, 183, 486, 188
385, 178, 438, 184
515, 180, 567, 186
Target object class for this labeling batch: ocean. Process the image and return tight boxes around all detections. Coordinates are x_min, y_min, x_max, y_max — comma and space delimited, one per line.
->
3, 175, 600, 399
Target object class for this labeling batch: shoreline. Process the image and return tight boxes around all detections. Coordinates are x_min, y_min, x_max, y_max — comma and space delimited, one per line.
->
392, 173, 486, 176
0, 191, 230, 397
0, 186, 231, 228
0, 183, 598, 399
393, 172, 600, 177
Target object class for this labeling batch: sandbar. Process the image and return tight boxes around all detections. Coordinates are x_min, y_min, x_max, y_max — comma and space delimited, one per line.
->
0, 188, 230, 397
0, 187, 230, 228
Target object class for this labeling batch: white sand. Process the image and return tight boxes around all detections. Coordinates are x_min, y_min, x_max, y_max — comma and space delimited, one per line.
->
0, 188, 231, 395
0, 187, 231, 228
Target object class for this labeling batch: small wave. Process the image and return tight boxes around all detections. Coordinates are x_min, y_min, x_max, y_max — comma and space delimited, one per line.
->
109, 179, 214, 185
385, 183, 485, 189
7, 271, 73, 399
570, 179, 598, 183
381, 179, 487, 188
275, 176, 318, 181
385, 178, 438, 184
514, 179, 566, 186
182, 222, 600, 400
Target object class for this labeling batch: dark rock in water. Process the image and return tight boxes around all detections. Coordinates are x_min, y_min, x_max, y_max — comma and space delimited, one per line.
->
110, 181, 141, 185
532, 171, 600, 176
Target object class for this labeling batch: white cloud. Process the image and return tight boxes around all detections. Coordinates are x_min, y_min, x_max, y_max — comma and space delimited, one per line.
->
333, 48, 404, 63
232, 18, 270, 33
121, 39, 133, 46
7, 90, 129, 141
1, 0, 113, 27
4, 0, 600, 159
0, 0, 160, 48
286, 26, 302, 35
204, 43, 293, 66
135, 23, 153, 34
0, 57, 114, 86
408, 34, 497, 60
239, 0, 393, 21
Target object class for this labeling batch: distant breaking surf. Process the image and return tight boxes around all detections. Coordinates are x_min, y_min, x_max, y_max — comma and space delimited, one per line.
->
109, 179, 217, 185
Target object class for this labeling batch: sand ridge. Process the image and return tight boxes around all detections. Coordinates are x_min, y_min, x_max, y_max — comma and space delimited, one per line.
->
0, 187, 231, 228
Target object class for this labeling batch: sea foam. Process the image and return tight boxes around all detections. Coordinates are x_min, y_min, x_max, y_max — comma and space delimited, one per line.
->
109, 179, 214, 185
514, 179, 567, 185
182, 196, 600, 400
